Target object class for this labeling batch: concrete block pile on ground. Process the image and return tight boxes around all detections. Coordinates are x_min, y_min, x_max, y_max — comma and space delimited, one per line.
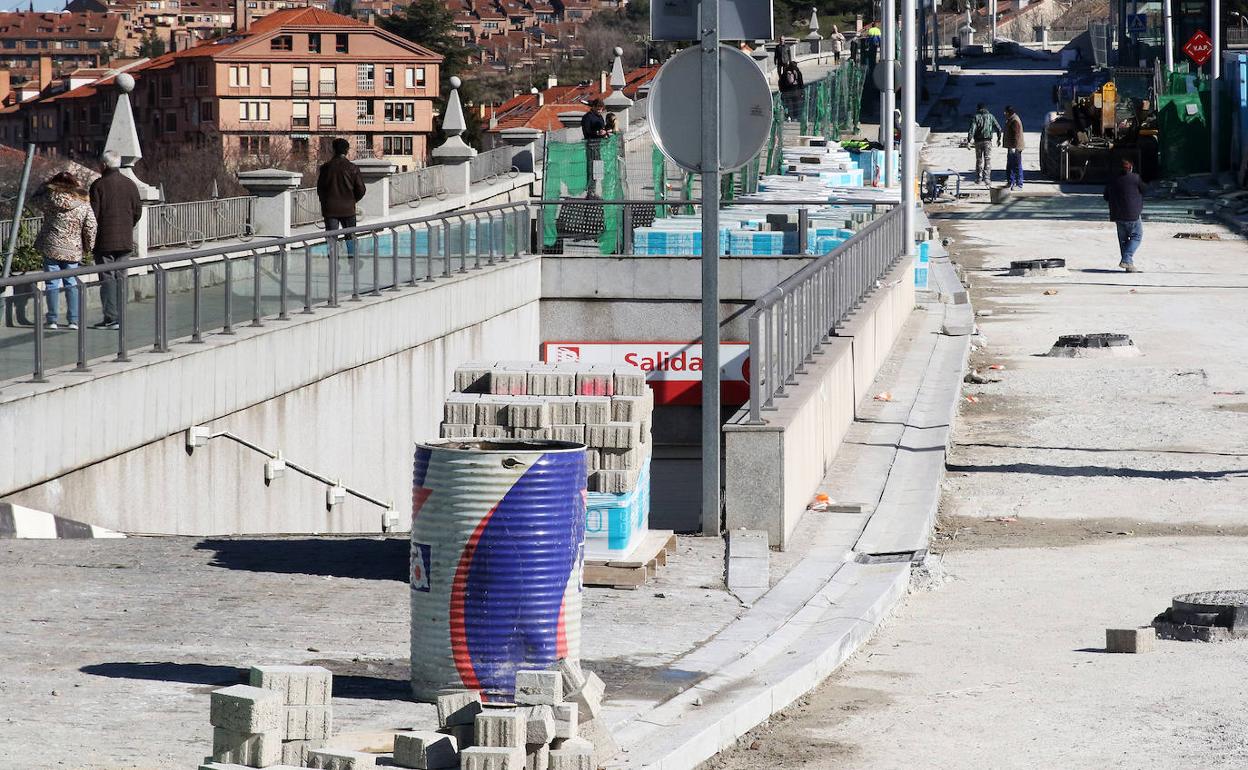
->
440, 361, 655, 559
203, 665, 334, 769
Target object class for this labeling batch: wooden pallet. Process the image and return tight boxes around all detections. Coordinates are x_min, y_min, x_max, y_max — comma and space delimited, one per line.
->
583, 530, 678, 589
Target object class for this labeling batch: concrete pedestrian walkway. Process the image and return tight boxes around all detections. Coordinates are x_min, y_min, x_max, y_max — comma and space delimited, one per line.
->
713, 55, 1248, 770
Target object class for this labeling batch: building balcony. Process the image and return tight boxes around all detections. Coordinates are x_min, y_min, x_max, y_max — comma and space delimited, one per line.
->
318, 83, 336, 96
358, 115, 374, 125
293, 80, 310, 94
293, 117, 310, 128
318, 116, 336, 127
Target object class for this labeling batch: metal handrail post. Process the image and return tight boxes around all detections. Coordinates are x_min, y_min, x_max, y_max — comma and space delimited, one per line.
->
115, 270, 130, 361
250, 250, 263, 327
74, 284, 89, 372
222, 257, 235, 334
407, 225, 419, 287
328, 236, 340, 307
388, 229, 400, 291
424, 224, 435, 283
747, 312, 765, 424
442, 220, 453, 276
153, 266, 169, 351
32, 286, 46, 382
459, 216, 469, 272
191, 262, 204, 342
370, 231, 382, 297
301, 242, 314, 314
471, 213, 484, 269
350, 235, 361, 301
486, 212, 497, 266
278, 245, 290, 320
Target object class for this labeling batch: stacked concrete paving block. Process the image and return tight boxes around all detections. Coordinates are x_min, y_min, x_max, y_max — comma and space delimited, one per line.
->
440, 361, 654, 559
207, 685, 285, 767
249, 665, 333, 765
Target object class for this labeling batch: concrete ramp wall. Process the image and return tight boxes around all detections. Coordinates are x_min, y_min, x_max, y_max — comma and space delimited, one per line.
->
723, 257, 916, 549
2, 258, 541, 535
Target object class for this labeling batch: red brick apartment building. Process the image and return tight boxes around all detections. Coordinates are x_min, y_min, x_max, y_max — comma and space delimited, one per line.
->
0, 8, 442, 172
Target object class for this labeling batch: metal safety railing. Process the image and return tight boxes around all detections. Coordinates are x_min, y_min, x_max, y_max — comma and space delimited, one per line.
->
0, 216, 42, 244
390, 165, 449, 206
186, 426, 397, 531
290, 187, 322, 227
0, 201, 532, 386
470, 146, 521, 185
147, 196, 257, 250
746, 204, 907, 424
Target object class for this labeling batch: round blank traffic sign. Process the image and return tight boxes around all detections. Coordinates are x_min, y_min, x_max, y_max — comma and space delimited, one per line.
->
872, 60, 902, 91
649, 44, 773, 174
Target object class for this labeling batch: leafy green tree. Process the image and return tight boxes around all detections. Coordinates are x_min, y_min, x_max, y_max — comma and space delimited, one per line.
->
382, 0, 482, 146
138, 31, 167, 58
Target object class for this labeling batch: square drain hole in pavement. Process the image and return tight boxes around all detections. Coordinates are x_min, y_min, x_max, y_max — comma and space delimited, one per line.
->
1045, 333, 1141, 358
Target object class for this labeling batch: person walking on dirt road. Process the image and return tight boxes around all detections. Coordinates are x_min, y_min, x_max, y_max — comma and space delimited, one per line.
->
1104, 158, 1146, 273
967, 103, 1002, 185
1003, 106, 1024, 189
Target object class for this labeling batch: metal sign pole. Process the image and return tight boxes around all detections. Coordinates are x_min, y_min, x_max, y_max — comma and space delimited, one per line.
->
3, 143, 36, 280
1211, 0, 1221, 175
1162, 0, 1174, 72
700, 0, 722, 537
902, 0, 917, 256
882, 0, 896, 188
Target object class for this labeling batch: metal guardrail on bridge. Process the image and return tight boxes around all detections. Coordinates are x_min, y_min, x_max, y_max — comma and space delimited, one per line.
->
745, 204, 906, 424
390, 166, 449, 206
147, 196, 256, 250
470, 146, 521, 185
0, 202, 531, 385
291, 187, 322, 228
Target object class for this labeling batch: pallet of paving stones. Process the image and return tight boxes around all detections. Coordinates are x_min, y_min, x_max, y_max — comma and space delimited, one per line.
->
583, 529, 678, 590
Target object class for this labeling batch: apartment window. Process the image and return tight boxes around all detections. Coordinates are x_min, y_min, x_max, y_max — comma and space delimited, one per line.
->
292, 101, 309, 128
318, 66, 336, 95
383, 101, 414, 122
383, 66, 394, 88
239, 100, 270, 121
229, 65, 249, 87
356, 99, 374, 124
356, 64, 374, 90
335, 32, 348, 53
404, 66, 414, 88
195, 63, 208, 87
382, 135, 412, 156
201, 100, 214, 120
308, 32, 320, 53
165, 111, 177, 132
291, 135, 309, 160
63, 40, 79, 49
88, 40, 101, 49
293, 66, 309, 93
260, 66, 271, 87
318, 100, 335, 126
240, 134, 270, 157
24, 40, 38, 49
270, 34, 292, 51
414, 66, 426, 87
159, 78, 173, 99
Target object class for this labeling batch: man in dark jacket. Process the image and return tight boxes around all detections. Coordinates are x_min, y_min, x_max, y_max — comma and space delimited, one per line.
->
778, 62, 805, 120
88, 150, 142, 330
580, 100, 607, 197
317, 137, 366, 256
1103, 158, 1146, 273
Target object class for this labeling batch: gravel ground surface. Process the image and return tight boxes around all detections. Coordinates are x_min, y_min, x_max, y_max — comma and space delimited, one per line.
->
711, 55, 1248, 770
0, 535, 737, 769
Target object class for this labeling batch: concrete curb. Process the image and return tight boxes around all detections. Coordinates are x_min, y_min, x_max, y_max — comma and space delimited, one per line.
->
609, 254, 973, 770
0, 503, 125, 539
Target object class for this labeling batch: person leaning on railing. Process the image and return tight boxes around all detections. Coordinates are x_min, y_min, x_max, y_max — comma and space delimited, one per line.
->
35, 172, 97, 331
580, 99, 608, 198
88, 150, 142, 331
317, 137, 366, 258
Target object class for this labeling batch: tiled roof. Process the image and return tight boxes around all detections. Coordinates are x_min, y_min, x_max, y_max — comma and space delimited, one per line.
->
0, 11, 121, 39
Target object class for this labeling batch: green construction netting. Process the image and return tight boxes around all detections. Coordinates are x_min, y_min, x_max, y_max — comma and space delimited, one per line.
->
541, 133, 624, 254
797, 62, 864, 139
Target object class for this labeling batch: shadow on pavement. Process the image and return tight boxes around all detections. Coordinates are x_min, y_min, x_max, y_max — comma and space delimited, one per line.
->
82, 660, 414, 701
194, 537, 409, 582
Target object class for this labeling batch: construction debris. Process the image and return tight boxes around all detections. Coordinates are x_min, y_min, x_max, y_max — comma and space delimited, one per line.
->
200, 663, 616, 770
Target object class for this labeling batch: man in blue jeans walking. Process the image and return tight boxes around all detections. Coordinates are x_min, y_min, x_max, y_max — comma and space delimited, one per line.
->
1103, 158, 1146, 273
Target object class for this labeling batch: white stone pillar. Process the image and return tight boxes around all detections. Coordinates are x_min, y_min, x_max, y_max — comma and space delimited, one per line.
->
499, 127, 541, 173
103, 72, 160, 258
604, 46, 633, 129
431, 76, 477, 197
237, 168, 302, 238
353, 158, 397, 220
